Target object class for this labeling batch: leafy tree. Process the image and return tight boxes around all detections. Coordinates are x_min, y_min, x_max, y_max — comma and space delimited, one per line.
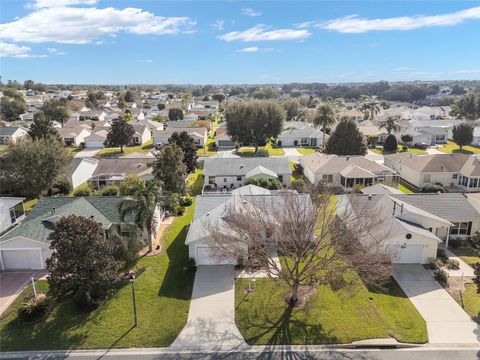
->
168, 131, 197, 173
0, 94, 27, 121
157, 103, 166, 111
28, 112, 60, 141
359, 96, 380, 120
119, 174, 142, 195
152, 143, 187, 194
212, 93, 226, 102
452, 123, 474, 150
46, 215, 118, 309
313, 102, 337, 147
225, 100, 285, 152
451, 93, 478, 120
325, 117, 367, 156
252, 87, 277, 100
1, 138, 71, 198
110, 230, 143, 271
383, 134, 398, 153
451, 84, 466, 95
124, 89, 137, 103
41, 99, 69, 127
379, 117, 400, 134
119, 180, 163, 252
104, 117, 135, 152
401, 134, 413, 144
152, 113, 167, 124
117, 96, 127, 111
282, 98, 300, 121
24, 80, 35, 89
380, 100, 390, 109
168, 108, 184, 121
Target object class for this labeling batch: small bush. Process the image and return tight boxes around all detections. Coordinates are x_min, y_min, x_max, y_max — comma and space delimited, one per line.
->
187, 257, 196, 271
425, 257, 438, 270
437, 248, 449, 262
446, 259, 460, 270
177, 206, 185, 216
97, 185, 119, 196
49, 177, 72, 195
254, 149, 269, 157
73, 185, 92, 197
179, 196, 193, 207
448, 238, 463, 248
421, 183, 444, 193
19, 296, 49, 321
434, 269, 449, 287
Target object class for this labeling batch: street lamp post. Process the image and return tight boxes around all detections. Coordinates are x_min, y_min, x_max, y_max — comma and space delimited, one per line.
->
130, 274, 138, 327
31, 277, 37, 298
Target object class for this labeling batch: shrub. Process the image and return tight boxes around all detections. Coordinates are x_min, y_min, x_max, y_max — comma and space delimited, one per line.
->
49, 177, 72, 195
187, 257, 196, 271
119, 174, 142, 195
19, 296, 49, 321
421, 183, 444, 193
383, 134, 398, 152
177, 206, 185, 216
179, 196, 193, 207
434, 269, 449, 287
401, 134, 413, 144
437, 248, 449, 262
97, 185, 119, 196
290, 179, 306, 192
254, 149, 269, 157
446, 259, 460, 270
73, 185, 92, 197
425, 257, 438, 270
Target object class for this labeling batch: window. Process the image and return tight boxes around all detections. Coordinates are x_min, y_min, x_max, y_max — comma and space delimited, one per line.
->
236, 176, 242, 181
9, 203, 24, 224
120, 224, 131, 237
224, 178, 227, 182
423, 174, 431, 183
450, 222, 472, 236
469, 178, 479, 188
300, 137, 309, 145
453, 174, 458, 180
322, 174, 333, 184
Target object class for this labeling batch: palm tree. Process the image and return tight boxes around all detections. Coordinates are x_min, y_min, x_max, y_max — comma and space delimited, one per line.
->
360, 96, 381, 120
313, 102, 337, 147
379, 117, 401, 134
119, 180, 163, 253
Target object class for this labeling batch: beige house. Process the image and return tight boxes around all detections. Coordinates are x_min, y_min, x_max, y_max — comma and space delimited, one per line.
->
153, 127, 207, 148
0, 126, 28, 145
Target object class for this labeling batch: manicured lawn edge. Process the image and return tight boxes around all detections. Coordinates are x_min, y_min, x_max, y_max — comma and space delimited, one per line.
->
450, 283, 480, 324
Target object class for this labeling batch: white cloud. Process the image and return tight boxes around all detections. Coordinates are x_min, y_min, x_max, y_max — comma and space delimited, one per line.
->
47, 47, 66, 55
0, 42, 31, 57
28, 0, 97, 8
242, 8, 262, 17
139, 59, 154, 63
212, 20, 225, 30
238, 47, 275, 53
14, 53, 48, 58
318, 7, 480, 33
218, 25, 310, 42
0, 5, 196, 44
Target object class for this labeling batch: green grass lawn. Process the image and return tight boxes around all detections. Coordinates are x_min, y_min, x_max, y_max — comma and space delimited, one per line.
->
196, 138, 218, 157
23, 198, 39, 213
451, 284, 480, 324
438, 141, 480, 155
449, 246, 480, 266
235, 277, 427, 345
297, 148, 317, 155
238, 143, 285, 157
97, 140, 154, 157
65, 147, 83, 155
0, 204, 196, 351
397, 184, 415, 194
187, 168, 204, 196
370, 146, 427, 155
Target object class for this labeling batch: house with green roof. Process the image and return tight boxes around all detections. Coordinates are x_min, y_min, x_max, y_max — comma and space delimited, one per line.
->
0, 196, 156, 271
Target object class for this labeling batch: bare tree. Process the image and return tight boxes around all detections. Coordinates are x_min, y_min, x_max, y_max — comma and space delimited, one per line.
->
206, 189, 392, 306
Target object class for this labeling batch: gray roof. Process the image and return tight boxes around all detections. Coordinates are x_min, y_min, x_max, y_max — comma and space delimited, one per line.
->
204, 157, 291, 177
301, 154, 395, 175
92, 157, 153, 177
0, 126, 25, 136
361, 184, 403, 195
385, 153, 468, 173
278, 126, 326, 139
391, 193, 480, 222
1, 196, 135, 244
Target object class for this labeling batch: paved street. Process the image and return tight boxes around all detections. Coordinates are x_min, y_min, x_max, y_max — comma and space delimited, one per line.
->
393, 265, 480, 344
172, 265, 246, 350
0, 271, 37, 315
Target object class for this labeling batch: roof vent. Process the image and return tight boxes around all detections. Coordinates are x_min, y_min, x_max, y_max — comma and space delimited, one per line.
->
51, 207, 56, 215
240, 165, 244, 169
346, 156, 350, 161
206, 212, 210, 216
368, 194, 372, 200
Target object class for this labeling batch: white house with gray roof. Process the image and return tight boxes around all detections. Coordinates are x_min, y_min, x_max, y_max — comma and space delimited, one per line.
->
153, 127, 207, 147
0, 126, 28, 145
277, 126, 328, 147
300, 154, 399, 191
203, 157, 291, 191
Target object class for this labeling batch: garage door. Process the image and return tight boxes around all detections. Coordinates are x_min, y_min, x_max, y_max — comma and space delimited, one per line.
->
195, 246, 234, 266
1, 249, 43, 270
85, 140, 104, 148
387, 245, 424, 264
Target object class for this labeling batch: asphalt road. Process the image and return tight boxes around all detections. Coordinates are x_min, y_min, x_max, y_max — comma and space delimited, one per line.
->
1, 348, 479, 360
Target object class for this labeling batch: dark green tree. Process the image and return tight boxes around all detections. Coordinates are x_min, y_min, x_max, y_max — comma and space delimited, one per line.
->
168, 131, 197, 173
212, 93, 226, 102
124, 89, 137, 103
325, 117, 367, 156
383, 134, 398, 153
104, 117, 135, 152
28, 112, 60, 141
168, 108, 184, 121
452, 123, 474, 150
401, 134, 413, 144
1, 138, 71, 198
225, 100, 285, 152
46, 215, 118, 309
152, 143, 187, 194
0, 94, 27, 121
282, 98, 300, 121
41, 99, 69, 127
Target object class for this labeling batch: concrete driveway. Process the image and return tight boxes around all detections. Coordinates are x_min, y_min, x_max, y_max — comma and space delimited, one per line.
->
283, 148, 301, 161
393, 265, 480, 344
73, 148, 101, 158
172, 265, 246, 350
0, 271, 37, 315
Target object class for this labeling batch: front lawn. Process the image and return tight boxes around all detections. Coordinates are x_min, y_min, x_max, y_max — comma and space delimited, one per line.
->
187, 168, 204, 196
0, 204, 196, 351
438, 141, 480, 155
451, 284, 480, 324
297, 148, 317, 155
235, 277, 427, 345
237, 143, 285, 157
65, 147, 83, 155
97, 140, 154, 157
449, 246, 480, 266
397, 184, 415, 194
196, 138, 217, 157
23, 198, 39, 213
370, 146, 427, 155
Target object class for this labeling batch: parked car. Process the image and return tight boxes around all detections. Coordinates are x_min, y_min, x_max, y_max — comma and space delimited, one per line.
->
415, 142, 428, 150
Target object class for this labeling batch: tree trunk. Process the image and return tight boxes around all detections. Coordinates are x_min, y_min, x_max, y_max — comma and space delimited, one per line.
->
322, 126, 326, 148
120, 145, 124, 153
290, 281, 300, 306
254, 144, 259, 153
148, 229, 153, 253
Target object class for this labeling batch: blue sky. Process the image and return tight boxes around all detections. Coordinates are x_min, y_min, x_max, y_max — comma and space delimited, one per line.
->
1, 0, 479, 84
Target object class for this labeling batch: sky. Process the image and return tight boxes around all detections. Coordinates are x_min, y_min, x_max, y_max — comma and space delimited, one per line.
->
0, 0, 479, 84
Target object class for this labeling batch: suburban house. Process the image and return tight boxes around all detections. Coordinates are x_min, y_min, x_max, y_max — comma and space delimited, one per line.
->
203, 157, 291, 191
152, 127, 208, 148
88, 156, 154, 189
0, 197, 25, 235
130, 124, 151, 146
0, 126, 28, 145
357, 125, 389, 144
215, 127, 235, 149
300, 154, 399, 191
409, 119, 465, 144
185, 185, 308, 265
384, 153, 480, 192
472, 127, 480, 146
0, 196, 161, 270
68, 158, 99, 188
78, 109, 106, 121
399, 130, 434, 147
128, 119, 164, 131
338, 109, 365, 122
58, 126, 91, 147
277, 126, 329, 147
84, 127, 109, 148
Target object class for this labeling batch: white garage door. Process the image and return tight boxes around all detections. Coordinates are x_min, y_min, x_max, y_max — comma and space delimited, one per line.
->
388, 244, 424, 264
1, 249, 43, 270
195, 246, 234, 266
85, 140, 104, 148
